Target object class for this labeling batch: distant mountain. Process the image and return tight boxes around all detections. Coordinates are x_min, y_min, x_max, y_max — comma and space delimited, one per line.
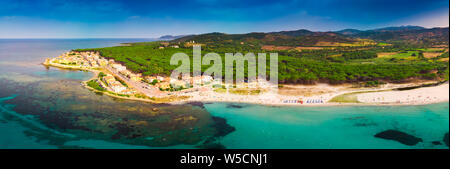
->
173, 30, 355, 46
351, 27, 448, 45
172, 26, 449, 46
371, 25, 426, 32
335, 26, 426, 35
271, 29, 314, 37
335, 29, 363, 35
158, 34, 191, 40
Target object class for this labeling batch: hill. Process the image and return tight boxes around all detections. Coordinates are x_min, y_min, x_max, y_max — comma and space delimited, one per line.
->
335, 29, 363, 35
174, 26, 449, 47
337, 26, 449, 45
158, 34, 191, 40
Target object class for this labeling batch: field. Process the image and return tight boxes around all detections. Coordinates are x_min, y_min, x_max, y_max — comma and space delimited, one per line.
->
377, 51, 419, 60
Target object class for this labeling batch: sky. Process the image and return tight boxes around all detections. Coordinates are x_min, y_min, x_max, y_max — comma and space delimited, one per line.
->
0, 0, 448, 38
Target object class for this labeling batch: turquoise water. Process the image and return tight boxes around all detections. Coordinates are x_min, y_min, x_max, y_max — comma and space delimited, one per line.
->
0, 39, 448, 149
205, 103, 449, 149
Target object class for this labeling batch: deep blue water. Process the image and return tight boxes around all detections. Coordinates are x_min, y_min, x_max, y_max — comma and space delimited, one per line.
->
0, 39, 448, 149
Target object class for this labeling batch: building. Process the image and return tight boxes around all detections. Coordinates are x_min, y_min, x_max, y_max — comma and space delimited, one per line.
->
192, 76, 203, 85
98, 59, 108, 66
156, 82, 171, 90
160, 42, 170, 47
120, 70, 132, 77
170, 79, 189, 89
111, 84, 127, 93
157, 76, 165, 82
121, 89, 133, 95
112, 64, 126, 71
130, 73, 142, 82
103, 75, 116, 85
202, 75, 213, 83
146, 76, 157, 82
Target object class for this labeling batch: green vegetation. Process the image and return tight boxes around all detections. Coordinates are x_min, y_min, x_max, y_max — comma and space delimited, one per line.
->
329, 92, 361, 103
74, 29, 449, 85
150, 79, 158, 85
98, 72, 106, 78
363, 80, 386, 87
87, 80, 106, 91
341, 51, 377, 60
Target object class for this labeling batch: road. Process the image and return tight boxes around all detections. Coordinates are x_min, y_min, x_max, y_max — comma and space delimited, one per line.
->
105, 66, 167, 97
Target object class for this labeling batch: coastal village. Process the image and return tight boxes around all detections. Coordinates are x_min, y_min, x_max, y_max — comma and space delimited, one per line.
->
44, 50, 221, 101
44, 50, 449, 106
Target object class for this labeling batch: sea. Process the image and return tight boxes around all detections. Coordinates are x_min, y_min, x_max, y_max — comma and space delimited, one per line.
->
0, 39, 448, 149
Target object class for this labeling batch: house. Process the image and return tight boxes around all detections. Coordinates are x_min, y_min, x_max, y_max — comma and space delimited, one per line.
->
91, 63, 99, 68
111, 84, 127, 93
171, 45, 179, 48
157, 76, 165, 82
170, 79, 188, 89
160, 42, 170, 47
103, 75, 116, 84
130, 73, 142, 82
98, 59, 108, 66
202, 75, 213, 83
192, 76, 203, 85
156, 82, 171, 90
120, 89, 133, 95
90, 55, 99, 60
145, 76, 157, 83
120, 70, 132, 77
112, 64, 126, 71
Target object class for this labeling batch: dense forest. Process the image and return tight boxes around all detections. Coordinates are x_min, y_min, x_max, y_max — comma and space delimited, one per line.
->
75, 26, 449, 84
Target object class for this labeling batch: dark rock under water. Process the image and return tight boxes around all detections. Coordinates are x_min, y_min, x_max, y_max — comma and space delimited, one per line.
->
211, 116, 236, 137
187, 102, 205, 108
444, 132, 449, 147
226, 104, 243, 109
0, 79, 235, 148
374, 130, 423, 146
432, 141, 442, 145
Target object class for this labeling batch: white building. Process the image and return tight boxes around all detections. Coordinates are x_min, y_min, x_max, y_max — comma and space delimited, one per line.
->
111, 84, 127, 93
112, 64, 126, 71
157, 76, 165, 82
202, 75, 213, 83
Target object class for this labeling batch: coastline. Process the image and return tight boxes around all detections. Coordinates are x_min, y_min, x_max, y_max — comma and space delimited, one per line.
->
43, 60, 449, 107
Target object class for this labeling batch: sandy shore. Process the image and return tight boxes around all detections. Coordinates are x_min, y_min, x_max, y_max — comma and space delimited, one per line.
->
173, 82, 449, 106
357, 83, 449, 105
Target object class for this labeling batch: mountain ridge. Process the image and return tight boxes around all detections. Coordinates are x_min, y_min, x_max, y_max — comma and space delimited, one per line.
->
171, 26, 449, 46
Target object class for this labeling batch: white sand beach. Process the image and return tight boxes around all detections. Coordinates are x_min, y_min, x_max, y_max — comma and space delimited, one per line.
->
175, 82, 449, 106
357, 82, 449, 105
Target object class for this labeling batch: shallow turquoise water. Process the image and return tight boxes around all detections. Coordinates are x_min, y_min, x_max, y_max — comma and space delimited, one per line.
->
205, 103, 449, 149
0, 39, 448, 149
33, 68, 94, 81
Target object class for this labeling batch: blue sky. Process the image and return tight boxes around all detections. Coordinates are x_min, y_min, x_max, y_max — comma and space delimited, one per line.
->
0, 0, 448, 38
